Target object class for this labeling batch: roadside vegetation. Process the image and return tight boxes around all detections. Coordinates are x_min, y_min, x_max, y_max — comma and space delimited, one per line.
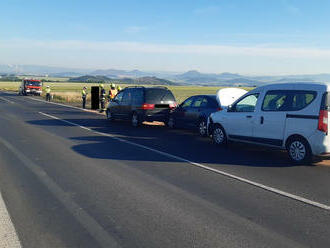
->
0, 81, 252, 108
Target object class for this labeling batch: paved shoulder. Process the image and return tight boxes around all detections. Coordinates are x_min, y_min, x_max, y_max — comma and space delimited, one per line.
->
0, 191, 21, 248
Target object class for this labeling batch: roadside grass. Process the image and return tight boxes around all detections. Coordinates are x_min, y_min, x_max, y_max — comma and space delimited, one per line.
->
0, 81, 253, 107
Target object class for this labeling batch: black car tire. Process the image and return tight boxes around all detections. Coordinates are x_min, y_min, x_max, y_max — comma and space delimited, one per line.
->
212, 124, 227, 146
198, 118, 207, 137
286, 136, 312, 165
131, 112, 140, 127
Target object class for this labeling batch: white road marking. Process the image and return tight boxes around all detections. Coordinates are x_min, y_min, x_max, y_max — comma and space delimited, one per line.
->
38, 111, 330, 211
27, 96, 104, 115
0, 97, 14, 104
0, 191, 21, 248
0, 137, 120, 248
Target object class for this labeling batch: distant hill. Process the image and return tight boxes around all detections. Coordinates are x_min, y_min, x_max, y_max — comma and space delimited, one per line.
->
69, 75, 177, 85
90, 69, 150, 78
69, 75, 112, 83
114, 76, 177, 85
1, 64, 330, 86
50, 72, 85, 77
134, 76, 176, 85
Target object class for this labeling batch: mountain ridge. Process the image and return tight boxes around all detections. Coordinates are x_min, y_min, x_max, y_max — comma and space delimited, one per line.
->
1, 64, 330, 86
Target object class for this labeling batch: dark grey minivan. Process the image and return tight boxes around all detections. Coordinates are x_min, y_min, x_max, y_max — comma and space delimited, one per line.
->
106, 86, 177, 126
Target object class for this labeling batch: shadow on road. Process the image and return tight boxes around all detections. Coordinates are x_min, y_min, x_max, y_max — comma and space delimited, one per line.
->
27, 115, 312, 168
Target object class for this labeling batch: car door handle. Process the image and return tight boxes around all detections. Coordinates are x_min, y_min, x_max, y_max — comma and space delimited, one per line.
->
246, 115, 252, 118
260, 116, 264, 124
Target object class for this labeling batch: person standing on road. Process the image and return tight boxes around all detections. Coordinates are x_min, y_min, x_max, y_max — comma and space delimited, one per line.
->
82, 86, 87, 109
45, 86, 51, 102
109, 83, 118, 100
99, 84, 106, 112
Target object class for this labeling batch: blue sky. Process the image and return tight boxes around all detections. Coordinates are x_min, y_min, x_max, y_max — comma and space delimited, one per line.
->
1, 0, 330, 75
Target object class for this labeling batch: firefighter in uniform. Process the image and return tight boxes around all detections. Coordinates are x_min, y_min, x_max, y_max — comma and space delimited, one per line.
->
109, 83, 118, 100
99, 84, 106, 112
45, 86, 51, 101
82, 87, 87, 109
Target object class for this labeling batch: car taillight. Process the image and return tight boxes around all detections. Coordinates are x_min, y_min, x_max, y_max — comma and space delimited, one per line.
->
318, 109, 328, 133
141, 103, 155, 110
217, 107, 223, 111
169, 102, 177, 109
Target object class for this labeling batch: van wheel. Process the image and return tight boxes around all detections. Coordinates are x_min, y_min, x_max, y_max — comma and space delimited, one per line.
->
212, 124, 227, 146
287, 137, 312, 164
106, 110, 114, 121
198, 118, 207, 137
131, 112, 140, 127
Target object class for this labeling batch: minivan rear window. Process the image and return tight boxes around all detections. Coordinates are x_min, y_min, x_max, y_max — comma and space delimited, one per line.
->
262, 90, 317, 111
321, 92, 330, 111
145, 88, 175, 102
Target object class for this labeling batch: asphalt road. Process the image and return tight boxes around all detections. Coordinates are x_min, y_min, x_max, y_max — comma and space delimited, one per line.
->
0, 91, 330, 248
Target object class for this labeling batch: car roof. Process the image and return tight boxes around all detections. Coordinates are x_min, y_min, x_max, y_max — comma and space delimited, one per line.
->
250, 83, 330, 93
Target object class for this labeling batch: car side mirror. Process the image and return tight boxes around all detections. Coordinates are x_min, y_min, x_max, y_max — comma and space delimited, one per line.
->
227, 105, 234, 112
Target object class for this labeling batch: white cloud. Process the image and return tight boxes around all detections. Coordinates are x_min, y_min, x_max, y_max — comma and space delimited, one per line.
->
1, 39, 330, 75
2, 39, 330, 59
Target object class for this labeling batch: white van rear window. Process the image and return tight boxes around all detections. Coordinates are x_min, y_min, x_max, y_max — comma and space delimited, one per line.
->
321, 92, 330, 111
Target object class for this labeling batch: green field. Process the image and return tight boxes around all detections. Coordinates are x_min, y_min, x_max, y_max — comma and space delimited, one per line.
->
0, 81, 252, 107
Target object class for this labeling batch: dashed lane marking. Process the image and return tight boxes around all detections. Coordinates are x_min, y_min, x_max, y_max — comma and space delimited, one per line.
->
39, 111, 330, 211
27, 97, 104, 115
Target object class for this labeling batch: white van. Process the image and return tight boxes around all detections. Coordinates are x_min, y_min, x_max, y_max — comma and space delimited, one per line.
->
208, 83, 330, 164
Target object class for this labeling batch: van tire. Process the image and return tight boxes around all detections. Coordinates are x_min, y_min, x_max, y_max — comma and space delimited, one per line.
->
286, 136, 312, 164
212, 124, 227, 146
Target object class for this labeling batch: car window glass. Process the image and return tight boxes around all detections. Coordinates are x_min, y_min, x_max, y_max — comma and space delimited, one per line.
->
122, 90, 132, 103
192, 97, 203, 108
181, 97, 194, 108
321, 92, 330, 111
115, 91, 124, 102
145, 88, 175, 102
262, 90, 317, 111
262, 92, 288, 111
234, 94, 259, 112
131, 89, 143, 105
200, 97, 209, 107
292, 92, 316, 111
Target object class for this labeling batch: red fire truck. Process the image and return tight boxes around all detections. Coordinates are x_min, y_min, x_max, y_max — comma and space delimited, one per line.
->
19, 79, 43, 96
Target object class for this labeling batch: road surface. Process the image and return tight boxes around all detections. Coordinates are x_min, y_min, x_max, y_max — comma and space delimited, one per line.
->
0, 91, 329, 248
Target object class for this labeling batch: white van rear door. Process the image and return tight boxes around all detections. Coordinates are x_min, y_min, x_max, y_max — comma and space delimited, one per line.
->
254, 90, 319, 147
